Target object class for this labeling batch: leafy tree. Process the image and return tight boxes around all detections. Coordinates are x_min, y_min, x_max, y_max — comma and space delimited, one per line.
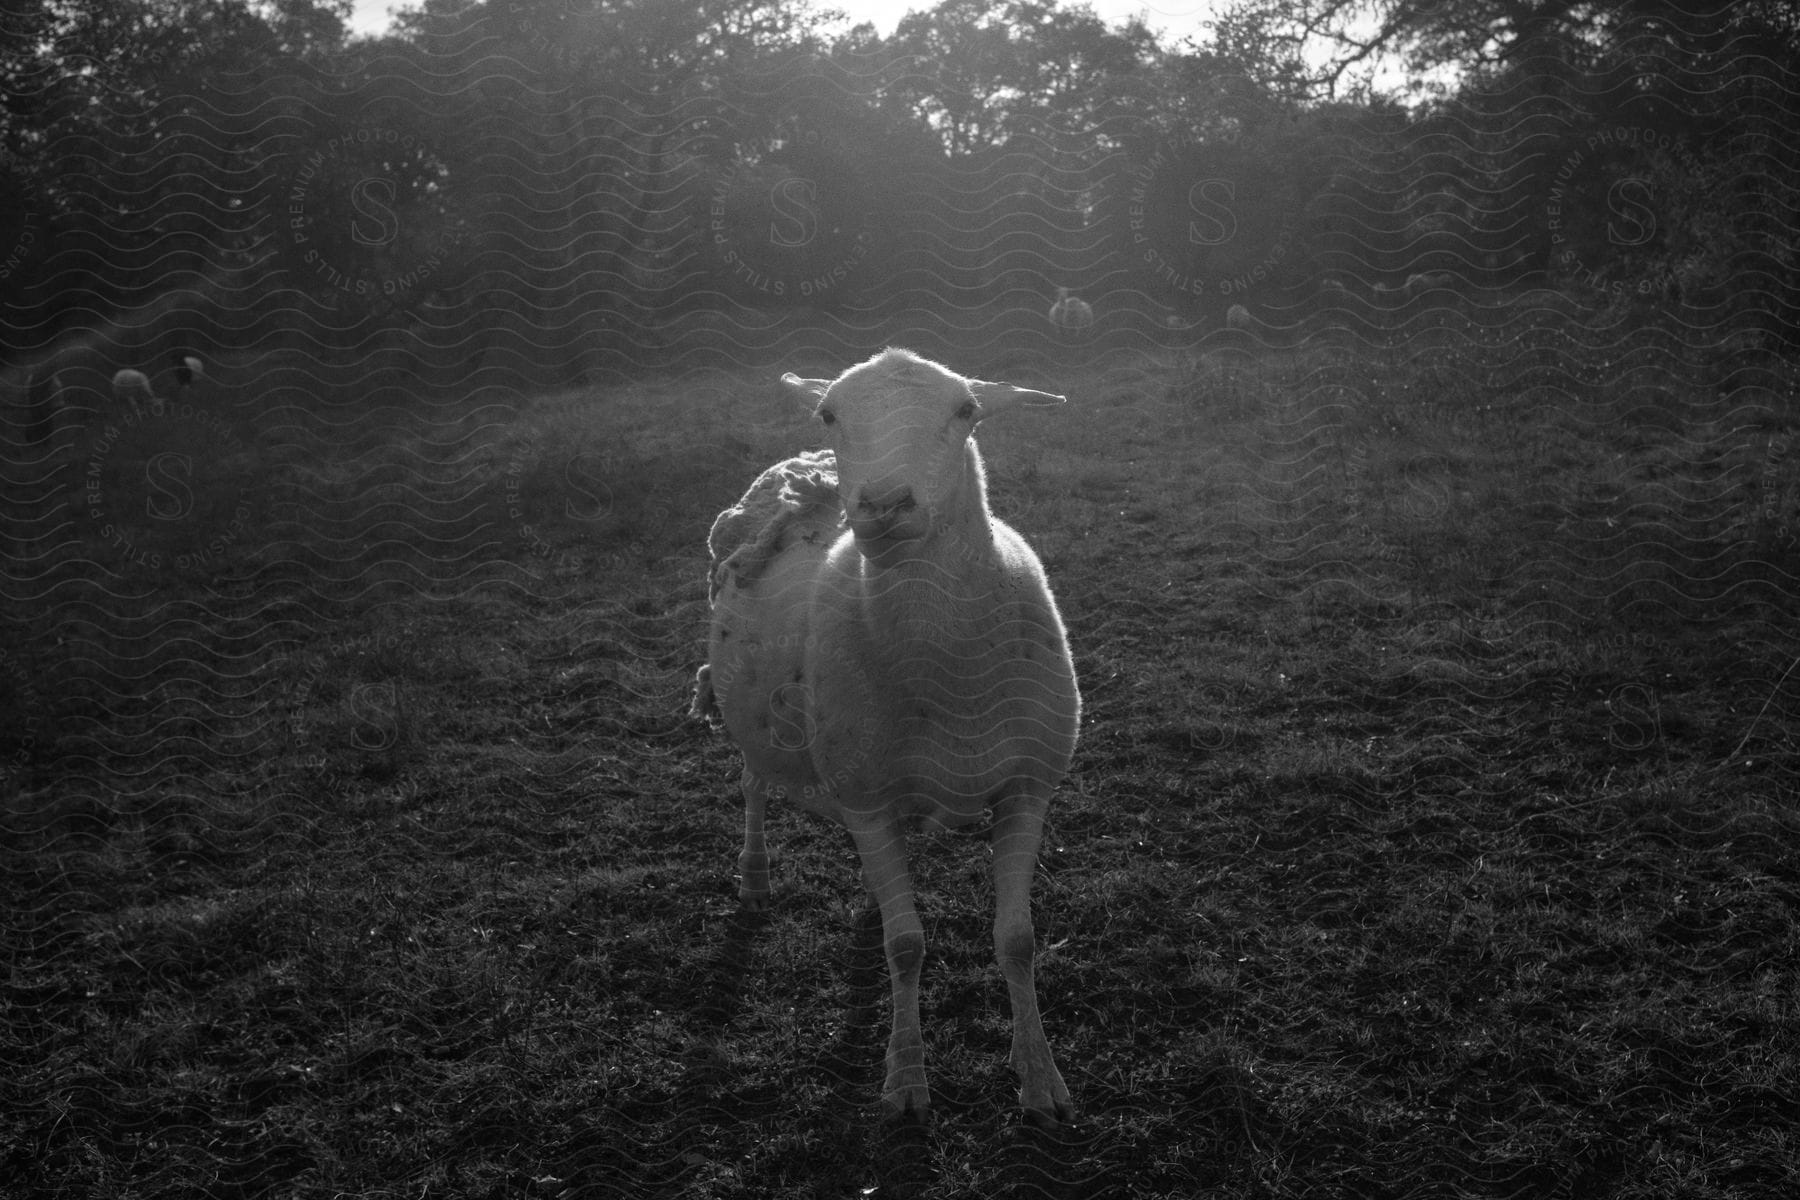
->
1, 0, 351, 360
872, 0, 1160, 152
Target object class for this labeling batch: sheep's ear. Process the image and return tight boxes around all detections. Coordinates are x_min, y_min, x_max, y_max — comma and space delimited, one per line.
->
968, 379, 1066, 420
780, 372, 832, 411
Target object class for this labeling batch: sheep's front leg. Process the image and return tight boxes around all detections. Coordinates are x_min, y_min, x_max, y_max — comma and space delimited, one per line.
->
738, 773, 770, 910
990, 789, 1073, 1125
846, 814, 928, 1119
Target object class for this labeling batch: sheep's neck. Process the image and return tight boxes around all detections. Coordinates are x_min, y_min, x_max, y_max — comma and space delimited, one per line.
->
854, 479, 1006, 661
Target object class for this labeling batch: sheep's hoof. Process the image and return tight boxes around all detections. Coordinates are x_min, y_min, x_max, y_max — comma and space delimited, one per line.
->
738, 889, 768, 912
1019, 1067, 1074, 1129
879, 1081, 931, 1125
1021, 1091, 1075, 1130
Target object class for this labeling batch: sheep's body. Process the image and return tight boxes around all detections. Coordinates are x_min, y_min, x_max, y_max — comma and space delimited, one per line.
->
697, 450, 839, 610
1048, 287, 1094, 339
111, 368, 160, 417
694, 347, 1079, 1124
172, 352, 204, 392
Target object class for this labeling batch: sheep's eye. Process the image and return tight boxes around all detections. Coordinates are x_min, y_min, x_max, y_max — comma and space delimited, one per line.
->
818, 408, 836, 426
954, 401, 976, 421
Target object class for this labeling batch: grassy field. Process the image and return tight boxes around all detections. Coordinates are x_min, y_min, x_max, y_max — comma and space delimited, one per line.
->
3, 305, 1798, 1198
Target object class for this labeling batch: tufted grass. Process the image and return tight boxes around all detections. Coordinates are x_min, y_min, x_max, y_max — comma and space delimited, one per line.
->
3, 316, 1798, 1198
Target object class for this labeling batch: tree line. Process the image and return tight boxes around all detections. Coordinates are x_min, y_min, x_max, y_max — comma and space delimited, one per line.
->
2, 0, 1795, 378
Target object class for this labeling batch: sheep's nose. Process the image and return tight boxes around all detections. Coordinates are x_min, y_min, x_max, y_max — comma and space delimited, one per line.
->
855, 489, 915, 519
850, 488, 917, 541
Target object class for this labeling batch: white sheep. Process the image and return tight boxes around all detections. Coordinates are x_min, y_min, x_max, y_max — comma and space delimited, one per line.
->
1047, 286, 1094, 339
171, 351, 204, 396
691, 347, 1080, 1125
111, 368, 161, 418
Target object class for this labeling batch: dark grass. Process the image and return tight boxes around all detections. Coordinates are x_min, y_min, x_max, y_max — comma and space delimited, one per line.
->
3, 311, 1799, 1198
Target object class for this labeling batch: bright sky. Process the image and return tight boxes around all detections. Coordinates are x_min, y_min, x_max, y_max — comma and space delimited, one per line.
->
346, 0, 1220, 45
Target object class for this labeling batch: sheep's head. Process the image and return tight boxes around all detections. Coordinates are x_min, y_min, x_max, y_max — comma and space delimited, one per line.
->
781, 348, 1063, 558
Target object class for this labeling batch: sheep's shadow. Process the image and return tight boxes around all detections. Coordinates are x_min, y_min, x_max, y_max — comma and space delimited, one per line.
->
677, 900, 888, 1092
675, 908, 768, 1095
675, 902, 932, 1194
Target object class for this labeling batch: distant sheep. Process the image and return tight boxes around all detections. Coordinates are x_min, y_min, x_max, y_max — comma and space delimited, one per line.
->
111, 368, 161, 418
692, 347, 1080, 1125
171, 351, 204, 395
1048, 287, 1094, 339
1226, 303, 1255, 330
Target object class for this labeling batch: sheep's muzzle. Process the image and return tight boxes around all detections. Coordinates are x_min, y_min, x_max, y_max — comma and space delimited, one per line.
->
849, 489, 922, 553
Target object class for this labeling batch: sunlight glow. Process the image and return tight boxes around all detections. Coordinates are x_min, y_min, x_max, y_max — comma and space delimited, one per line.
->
343, 0, 1420, 100
346, 0, 1223, 44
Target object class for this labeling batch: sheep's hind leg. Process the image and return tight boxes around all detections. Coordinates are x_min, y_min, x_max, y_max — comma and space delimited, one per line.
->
737, 772, 770, 910
990, 788, 1073, 1125
846, 813, 929, 1120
